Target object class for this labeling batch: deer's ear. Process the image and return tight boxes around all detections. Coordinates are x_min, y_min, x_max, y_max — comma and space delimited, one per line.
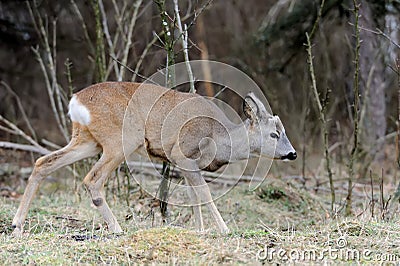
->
243, 93, 259, 122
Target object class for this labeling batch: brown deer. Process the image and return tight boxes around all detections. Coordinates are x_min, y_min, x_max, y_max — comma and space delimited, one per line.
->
12, 82, 296, 236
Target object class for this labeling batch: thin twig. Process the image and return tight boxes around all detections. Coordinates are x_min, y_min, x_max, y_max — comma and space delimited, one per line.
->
112, 0, 128, 43
0, 141, 49, 155
305, 32, 335, 212
52, 19, 68, 136
370, 170, 374, 218
41, 138, 62, 150
173, 0, 195, 93
27, 1, 69, 142
356, 25, 400, 50
396, 58, 400, 169
1, 81, 36, 140
70, 0, 95, 54
110, 55, 159, 85
154, 0, 176, 222
92, 0, 106, 82
64, 58, 74, 96
0, 125, 17, 135
32, 47, 68, 141
132, 32, 160, 81
118, 0, 143, 81
309, 0, 325, 39
0, 115, 50, 154
346, 0, 361, 216
98, 0, 120, 79
127, 161, 264, 183
184, 0, 214, 33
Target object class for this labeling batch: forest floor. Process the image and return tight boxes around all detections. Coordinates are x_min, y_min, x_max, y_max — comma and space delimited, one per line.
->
0, 150, 400, 264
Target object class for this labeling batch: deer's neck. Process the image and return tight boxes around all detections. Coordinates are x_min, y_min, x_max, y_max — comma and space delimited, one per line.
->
223, 119, 258, 162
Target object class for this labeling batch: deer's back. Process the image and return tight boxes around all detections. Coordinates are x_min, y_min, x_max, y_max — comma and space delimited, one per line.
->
71, 82, 233, 161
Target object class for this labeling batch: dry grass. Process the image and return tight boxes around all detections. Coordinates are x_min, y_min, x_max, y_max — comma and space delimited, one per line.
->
1, 168, 400, 265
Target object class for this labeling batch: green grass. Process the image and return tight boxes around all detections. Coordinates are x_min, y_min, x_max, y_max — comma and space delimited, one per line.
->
1, 178, 400, 264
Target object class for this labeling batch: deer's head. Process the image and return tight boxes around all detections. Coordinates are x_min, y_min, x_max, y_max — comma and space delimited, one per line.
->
243, 93, 297, 161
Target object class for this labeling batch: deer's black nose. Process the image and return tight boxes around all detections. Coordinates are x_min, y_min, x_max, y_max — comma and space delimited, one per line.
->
288, 152, 297, 160
283, 152, 297, 160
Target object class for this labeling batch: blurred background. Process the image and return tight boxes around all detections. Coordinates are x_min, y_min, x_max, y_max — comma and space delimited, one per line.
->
0, 0, 399, 204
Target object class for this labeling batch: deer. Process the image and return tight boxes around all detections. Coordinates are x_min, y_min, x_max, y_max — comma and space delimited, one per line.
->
11, 82, 297, 236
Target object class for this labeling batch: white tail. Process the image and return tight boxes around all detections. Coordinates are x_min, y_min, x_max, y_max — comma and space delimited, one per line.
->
12, 82, 296, 236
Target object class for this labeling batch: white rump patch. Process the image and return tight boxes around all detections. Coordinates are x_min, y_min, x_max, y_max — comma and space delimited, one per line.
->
68, 95, 91, 125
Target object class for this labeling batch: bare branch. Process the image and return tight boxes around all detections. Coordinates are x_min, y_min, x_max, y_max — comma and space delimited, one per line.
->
173, 0, 195, 93
111, 55, 159, 85
0, 141, 49, 155
132, 33, 159, 82
70, 0, 95, 54
356, 25, 400, 50
0, 125, 17, 135
41, 138, 62, 150
1, 81, 37, 140
127, 161, 264, 184
346, 0, 362, 216
0, 115, 49, 154
118, 0, 143, 81
27, 2, 69, 142
98, 0, 120, 79
306, 32, 335, 211
32, 47, 69, 142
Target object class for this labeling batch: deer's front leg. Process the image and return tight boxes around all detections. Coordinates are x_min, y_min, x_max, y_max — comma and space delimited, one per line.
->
170, 141, 230, 234
185, 180, 204, 232
182, 169, 230, 234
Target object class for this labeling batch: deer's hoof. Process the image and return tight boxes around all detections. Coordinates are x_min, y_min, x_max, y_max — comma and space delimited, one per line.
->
11, 227, 24, 238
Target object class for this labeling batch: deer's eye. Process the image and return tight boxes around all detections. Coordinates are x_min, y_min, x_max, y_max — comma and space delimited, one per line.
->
270, 132, 279, 139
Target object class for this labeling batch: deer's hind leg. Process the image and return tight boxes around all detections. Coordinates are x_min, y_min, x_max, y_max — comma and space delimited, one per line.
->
82, 149, 125, 233
12, 124, 101, 236
81, 121, 145, 234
